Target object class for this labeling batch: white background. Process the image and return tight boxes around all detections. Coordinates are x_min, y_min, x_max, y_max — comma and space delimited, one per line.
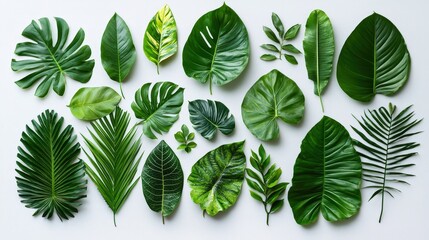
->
0, 0, 428, 239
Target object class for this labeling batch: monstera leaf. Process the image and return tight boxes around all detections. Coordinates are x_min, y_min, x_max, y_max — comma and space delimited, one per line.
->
188, 99, 235, 140
337, 13, 411, 102
188, 141, 246, 216
241, 69, 305, 141
11, 17, 95, 97
142, 140, 183, 223
288, 116, 362, 225
16, 110, 87, 220
144, 4, 178, 73
101, 13, 136, 98
183, 3, 250, 94
303, 9, 334, 112
131, 81, 184, 139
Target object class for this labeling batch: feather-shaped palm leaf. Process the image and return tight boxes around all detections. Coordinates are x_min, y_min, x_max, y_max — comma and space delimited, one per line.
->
352, 103, 422, 222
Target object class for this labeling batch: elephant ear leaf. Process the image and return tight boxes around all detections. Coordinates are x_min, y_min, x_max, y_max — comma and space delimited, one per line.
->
142, 140, 184, 223
16, 110, 87, 220
241, 69, 305, 141
337, 13, 411, 102
188, 99, 235, 140
11, 17, 95, 97
131, 81, 184, 139
101, 13, 137, 98
183, 3, 250, 94
288, 116, 362, 225
188, 141, 246, 216
303, 9, 334, 112
144, 4, 178, 74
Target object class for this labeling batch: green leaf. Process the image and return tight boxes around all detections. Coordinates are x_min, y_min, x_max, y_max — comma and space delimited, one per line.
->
12, 17, 95, 97
188, 141, 246, 216
183, 3, 250, 94
181, 124, 189, 136
68, 86, 121, 121
261, 44, 280, 52
271, 13, 285, 37
16, 110, 87, 220
337, 13, 411, 102
83, 107, 142, 226
284, 54, 298, 65
288, 116, 362, 225
131, 81, 184, 139
242, 69, 305, 141
188, 99, 235, 140
188, 142, 197, 148
284, 24, 301, 40
303, 9, 334, 112
260, 54, 278, 61
144, 4, 178, 74
142, 140, 183, 223
188, 132, 195, 140
101, 13, 136, 98
270, 199, 284, 214
250, 191, 264, 202
174, 132, 185, 143
263, 26, 280, 43
352, 103, 422, 222
282, 44, 301, 54
246, 177, 264, 193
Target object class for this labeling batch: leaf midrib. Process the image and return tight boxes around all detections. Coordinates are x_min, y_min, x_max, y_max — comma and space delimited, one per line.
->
34, 21, 64, 75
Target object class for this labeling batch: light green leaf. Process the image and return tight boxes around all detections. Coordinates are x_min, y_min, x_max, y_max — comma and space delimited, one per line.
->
241, 69, 305, 141
261, 44, 280, 52
284, 24, 301, 40
284, 54, 298, 65
68, 86, 121, 121
144, 4, 178, 74
131, 81, 184, 139
101, 13, 136, 98
271, 13, 285, 37
188, 141, 246, 216
12, 17, 94, 97
261, 54, 278, 61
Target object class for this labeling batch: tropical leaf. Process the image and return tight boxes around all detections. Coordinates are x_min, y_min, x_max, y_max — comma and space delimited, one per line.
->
182, 3, 250, 94
131, 81, 184, 139
101, 13, 136, 98
142, 140, 183, 223
188, 141, 246, 216
11, 17, 95, 97
246, 144, 288, 225
188, 99, 235, 140
241, 69, 305, 141
337, 13, 411, 102
144, 4, 178, 74
352, 103, 422, 222
82, 107, 142, 226
174, 124, 197, 153
303, 9, 334, 112
16, 110, 87, 220
288, 116, 362, 225
68, 86, 121, 121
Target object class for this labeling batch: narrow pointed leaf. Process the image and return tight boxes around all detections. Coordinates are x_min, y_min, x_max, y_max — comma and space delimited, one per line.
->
284, 24, 301, 40
271, 13, 285, 36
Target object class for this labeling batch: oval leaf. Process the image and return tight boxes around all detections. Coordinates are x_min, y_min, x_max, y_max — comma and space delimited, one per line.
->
68, 86, 121, 121
131, 81, 184, 139
188, 99, 235, 140
337, 13, 411, 102
101, 13, 137, 97
142, 140, 183, 222
241, 69, 305, 141
182, 3, 250, 94
303, 10, 334, 100
144, 4, 178, 74
288, 116, 362, 225
188, 141, 246, 216
12, 18, 95, 97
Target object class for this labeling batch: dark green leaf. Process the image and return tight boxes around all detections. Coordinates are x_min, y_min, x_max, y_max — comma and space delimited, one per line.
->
261, 44, 280, 52
282, 44, 301, 54
250, 191, 264, 202
246, 177, 264, 193
284, 24, 301, 40
284, 54, 298, 65
263, 26, 280, 43
188, 142, 197, 148
181, 124, 189, 136
174, 132, 185, 143
271, 13, 285, 36
260, 54, 278, 61
270, 200, 284, 214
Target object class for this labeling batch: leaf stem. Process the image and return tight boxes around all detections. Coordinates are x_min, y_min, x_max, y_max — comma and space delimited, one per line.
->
162, 215, 165, 225
264, 202, 270, 226
119, 82, 125, 99
209, 76, 213, 95
319, 94, 325, 113
157, 64, 160, 75
379, 110, 393, 223
113, 213, 117, 227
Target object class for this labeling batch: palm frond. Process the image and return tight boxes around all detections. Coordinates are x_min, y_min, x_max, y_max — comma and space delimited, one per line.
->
16, 110, 87, 220
82, 107, 142, 226
352, 103, 422, 222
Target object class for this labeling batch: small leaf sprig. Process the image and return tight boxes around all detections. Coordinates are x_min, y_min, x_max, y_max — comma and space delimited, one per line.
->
174, 124, 197, 153
246, 144, 288, 225
261, 13, 301, 65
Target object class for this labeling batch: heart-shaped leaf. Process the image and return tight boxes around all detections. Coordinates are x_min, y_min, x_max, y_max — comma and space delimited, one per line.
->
241, 69, 305, 141
337, 13, 411, 102
288, 116, 362, 225
101, 13, 136, 98
188, 141, 246, 216
144, 4, 178, 74
131, 81, 184, 139
182, 3, 250, 94
68, 86, 121, 121
12, 17, 95, 97
188, 99, 235, 140
142, 140, 183, 223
